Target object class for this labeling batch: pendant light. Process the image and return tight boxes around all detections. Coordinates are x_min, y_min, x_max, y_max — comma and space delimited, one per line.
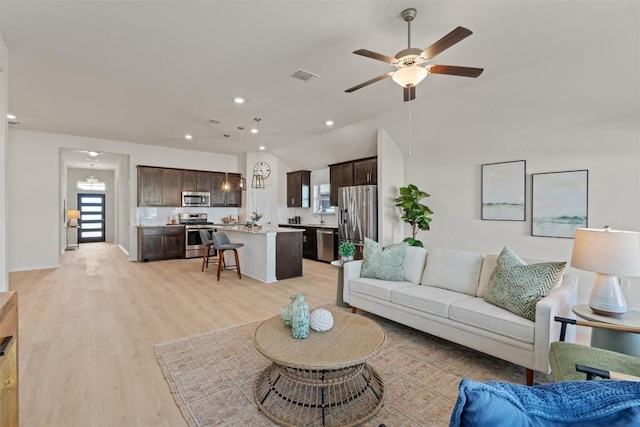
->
237, 127, 246, 191
252, 118, 265, 189
221, 134, 231, 192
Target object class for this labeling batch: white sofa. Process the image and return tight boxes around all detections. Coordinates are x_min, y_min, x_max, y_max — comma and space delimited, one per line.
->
342, 247, 578, 385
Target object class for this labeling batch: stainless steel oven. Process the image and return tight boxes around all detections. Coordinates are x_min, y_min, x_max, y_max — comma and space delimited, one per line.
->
179, 213, 216, 258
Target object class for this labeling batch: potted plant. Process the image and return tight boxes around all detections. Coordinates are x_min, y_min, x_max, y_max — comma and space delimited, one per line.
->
338, 241, 356, 264
393, 184, 433, 247
250, 210, 263, 226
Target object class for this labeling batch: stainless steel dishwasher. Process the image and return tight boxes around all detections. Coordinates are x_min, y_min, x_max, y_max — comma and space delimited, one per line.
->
316, 229, 335, 262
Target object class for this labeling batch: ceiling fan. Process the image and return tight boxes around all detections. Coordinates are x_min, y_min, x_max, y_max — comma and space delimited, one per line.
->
345, 8, 484, 102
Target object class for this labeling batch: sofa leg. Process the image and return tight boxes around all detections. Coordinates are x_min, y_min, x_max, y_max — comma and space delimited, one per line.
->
526, 368, 534, 386
351, 307, 357, 314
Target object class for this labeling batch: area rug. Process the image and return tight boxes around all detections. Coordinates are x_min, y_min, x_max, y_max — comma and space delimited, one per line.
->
154, 307, 550, 426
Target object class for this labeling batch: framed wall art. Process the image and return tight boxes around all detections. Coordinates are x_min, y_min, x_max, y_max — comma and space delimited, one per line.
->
481, 160, 526, 221
532, 170, 588, 238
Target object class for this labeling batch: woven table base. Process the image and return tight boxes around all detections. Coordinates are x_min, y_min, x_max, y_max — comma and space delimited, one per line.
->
255, 362, 384, 427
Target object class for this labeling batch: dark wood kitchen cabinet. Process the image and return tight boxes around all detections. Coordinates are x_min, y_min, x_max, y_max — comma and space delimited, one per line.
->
182, 170, 211, 192
137, 227, 185, 262
211, 172, 242, 207
302, 227, 317, 260
352, 157, 377, 185
137, 166, 183, 207
329, 163, 354, 207
287, 170, 311, 208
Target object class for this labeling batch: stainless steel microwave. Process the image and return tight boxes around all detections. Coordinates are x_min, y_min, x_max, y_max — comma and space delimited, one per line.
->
182, 191, 210, 207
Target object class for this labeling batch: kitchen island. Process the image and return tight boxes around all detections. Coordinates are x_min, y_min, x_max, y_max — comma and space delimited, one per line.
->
214, 225, 303, 283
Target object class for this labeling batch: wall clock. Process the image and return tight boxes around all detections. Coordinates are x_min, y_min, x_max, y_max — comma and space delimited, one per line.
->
253, 161, 271, 179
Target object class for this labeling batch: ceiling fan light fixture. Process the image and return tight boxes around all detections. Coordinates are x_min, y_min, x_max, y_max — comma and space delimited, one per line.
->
392, 66, 428, 88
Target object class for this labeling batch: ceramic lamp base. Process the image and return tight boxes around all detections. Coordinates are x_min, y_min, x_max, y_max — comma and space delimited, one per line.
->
588, 273, 627, 317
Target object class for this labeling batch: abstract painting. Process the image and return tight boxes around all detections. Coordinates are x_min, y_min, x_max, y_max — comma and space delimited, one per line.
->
532, 170, 588, 238
482, 160, 526, 221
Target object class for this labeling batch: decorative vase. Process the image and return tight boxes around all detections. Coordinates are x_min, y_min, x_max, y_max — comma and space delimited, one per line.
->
340, 255, 354, 265
281, 295, 296, 327
291, 293, 310, 339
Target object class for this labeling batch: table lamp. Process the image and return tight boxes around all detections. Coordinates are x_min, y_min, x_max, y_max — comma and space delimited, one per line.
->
570, 227, 640, 317
66, 210, 81, 227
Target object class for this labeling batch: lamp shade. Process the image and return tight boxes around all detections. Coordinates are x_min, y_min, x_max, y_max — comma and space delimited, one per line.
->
571, 228, 640, 276
66, 210, 81, 227
392, 66, 428, 88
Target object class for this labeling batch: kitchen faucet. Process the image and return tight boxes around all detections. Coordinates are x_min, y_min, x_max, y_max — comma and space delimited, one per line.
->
316, 209, 325, 224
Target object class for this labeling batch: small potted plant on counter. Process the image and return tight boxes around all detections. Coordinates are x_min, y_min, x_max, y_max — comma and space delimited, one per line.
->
250, 210, 263, 226
338, 241, 356, 264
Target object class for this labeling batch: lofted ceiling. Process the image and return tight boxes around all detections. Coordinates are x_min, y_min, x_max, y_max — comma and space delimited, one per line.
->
2, 1, 639, 170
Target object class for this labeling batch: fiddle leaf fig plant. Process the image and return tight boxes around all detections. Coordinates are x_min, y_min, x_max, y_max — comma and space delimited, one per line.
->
394, 184, 433, 247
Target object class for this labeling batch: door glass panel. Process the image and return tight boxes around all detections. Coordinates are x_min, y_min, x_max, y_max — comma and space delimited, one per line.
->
81, 231, 102, 238
82, 214, 103, 221
80, 197, 103, 204
81, 206, 102, 212
81, 223, 102, 229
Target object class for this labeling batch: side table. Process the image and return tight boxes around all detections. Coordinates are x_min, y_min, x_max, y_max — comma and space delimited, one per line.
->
572, 304, 640, 357
330, 261, 349, 308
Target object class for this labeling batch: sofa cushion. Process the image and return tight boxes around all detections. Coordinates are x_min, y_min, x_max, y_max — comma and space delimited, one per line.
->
391, 285, 472, 318
449, 297, 534, 343
420, 248, 483, 296
361, 238, 408, 281
478, 254, 563, 298
349, 277, 413, 301
403, 246, 428, 284
484, 247, 566, 321
450, 379, 640, 427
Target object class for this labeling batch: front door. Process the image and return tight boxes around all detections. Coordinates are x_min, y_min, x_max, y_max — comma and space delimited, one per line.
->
77, 193, 106, 243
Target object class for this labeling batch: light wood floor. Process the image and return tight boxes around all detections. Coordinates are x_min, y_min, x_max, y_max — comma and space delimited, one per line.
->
10, 243, 338, 426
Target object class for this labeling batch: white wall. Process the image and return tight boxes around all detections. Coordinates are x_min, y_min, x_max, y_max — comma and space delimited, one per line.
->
377, 127, 403, 246
0, 24, 7, 291
7, 129, 239, 270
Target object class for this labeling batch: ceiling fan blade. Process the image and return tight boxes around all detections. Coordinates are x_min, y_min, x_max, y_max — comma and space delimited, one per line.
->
429, 65, 484, 78
403, 86, 416, 102
421, 26, 473, 61
353, 49, 397, 65
345, 72, 393, 93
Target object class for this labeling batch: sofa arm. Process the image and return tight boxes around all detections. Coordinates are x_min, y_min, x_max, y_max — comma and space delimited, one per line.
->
342, 260, 363, 304
533, 273, 579, 373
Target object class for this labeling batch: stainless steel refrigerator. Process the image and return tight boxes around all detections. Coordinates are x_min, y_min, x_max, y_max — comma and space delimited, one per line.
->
338, 185, 377, 257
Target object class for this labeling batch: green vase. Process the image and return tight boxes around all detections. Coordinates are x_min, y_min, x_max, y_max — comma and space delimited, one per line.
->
291, 294, 309, 339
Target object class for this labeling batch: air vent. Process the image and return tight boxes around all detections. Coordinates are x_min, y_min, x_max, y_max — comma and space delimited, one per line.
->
291, 69, 320, 82
207, 119, 221, 125
8, 120, 20, 125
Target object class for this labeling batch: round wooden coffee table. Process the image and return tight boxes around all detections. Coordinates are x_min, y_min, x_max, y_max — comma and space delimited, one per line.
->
254, 309, 385, 427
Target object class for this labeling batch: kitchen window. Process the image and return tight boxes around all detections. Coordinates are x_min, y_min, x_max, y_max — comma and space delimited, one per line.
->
313, 183, 335, 214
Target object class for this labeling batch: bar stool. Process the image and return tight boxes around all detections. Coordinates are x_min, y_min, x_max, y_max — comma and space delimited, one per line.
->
199, 229, 217, 272
210, 231, 244, 280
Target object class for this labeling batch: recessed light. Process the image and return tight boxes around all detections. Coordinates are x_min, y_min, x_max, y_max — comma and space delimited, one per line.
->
88, 151, 99, 157
234, 97, 245, 104
259, 146, 266, 150
6, 114, 16, 120
251, 128, 258, 134
185, 134, 193, 140
325, 120, 334, 126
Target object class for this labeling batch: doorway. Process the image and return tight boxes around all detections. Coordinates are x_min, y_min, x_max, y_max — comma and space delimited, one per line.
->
77, 193, 106, 243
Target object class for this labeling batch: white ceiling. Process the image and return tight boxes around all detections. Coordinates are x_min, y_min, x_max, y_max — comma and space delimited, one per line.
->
3, 1, 639, 170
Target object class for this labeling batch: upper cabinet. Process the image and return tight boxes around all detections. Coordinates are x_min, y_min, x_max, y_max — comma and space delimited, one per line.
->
329, 163, 354, 207
287, 170, 311, 208
137, 166, 241, 207
353, 157, 378, 185
138, 166, 183, 207
329, 156, 377, 206
211, 172, 242, 207
182, 170, 212, 192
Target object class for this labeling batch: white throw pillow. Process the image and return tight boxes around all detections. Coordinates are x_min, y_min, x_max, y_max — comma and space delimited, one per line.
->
421, 248, 483, 296
404, 246, 428, 284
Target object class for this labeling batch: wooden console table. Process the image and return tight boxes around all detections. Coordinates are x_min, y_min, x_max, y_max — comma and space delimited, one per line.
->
0, 291, 18, 427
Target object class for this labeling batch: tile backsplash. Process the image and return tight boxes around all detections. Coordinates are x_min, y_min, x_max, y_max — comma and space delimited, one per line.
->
136, 206, 241, 226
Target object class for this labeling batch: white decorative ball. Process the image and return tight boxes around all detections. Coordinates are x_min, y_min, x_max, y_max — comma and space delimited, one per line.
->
309, 309, 334, 332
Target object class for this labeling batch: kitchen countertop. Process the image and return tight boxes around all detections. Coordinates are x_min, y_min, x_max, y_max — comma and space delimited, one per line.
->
137, 224, 185, 228
279, 223, 338, 229
215, 225, 303, 234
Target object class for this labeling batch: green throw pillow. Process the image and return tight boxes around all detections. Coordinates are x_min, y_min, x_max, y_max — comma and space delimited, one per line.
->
484, 247, 566, 321
361, 238, 408, 281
